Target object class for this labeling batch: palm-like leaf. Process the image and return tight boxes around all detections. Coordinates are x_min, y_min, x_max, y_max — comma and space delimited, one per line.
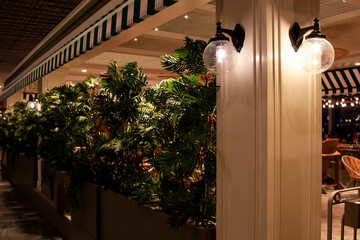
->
161, 37, 209, 77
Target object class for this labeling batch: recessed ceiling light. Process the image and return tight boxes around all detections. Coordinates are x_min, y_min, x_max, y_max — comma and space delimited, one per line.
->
154, 28, 159, 31
82, 69, 87, 73
356, 63, 360, 66
134, 38, 138, 41
184, 15, 189, 19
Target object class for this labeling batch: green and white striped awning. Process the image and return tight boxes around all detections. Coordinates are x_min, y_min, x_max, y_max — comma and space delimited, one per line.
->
0, 0, 177, 102
322, 67, 360, 96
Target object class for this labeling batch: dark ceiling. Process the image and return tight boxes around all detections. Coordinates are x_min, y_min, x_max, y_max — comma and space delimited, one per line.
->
0, 0, 83, 84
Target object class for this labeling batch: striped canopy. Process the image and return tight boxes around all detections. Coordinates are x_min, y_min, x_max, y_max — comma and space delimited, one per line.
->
322, 67, 360, 96
0, 0, 177, 101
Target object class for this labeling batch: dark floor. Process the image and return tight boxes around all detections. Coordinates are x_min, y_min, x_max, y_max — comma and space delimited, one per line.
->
0, 180, 63, 240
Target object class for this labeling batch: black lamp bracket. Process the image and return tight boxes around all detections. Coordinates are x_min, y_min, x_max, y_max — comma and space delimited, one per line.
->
26, 93, 37, 102
211, 21, 245, 53
289, 18, 325, 52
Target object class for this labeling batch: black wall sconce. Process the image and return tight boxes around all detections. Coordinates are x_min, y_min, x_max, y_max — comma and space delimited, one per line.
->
203, 21, 245, 74
289, 18, 334, 74
27, 94, 39, 112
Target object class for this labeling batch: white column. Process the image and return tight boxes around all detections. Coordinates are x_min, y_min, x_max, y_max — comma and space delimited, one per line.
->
216, 0, 322, 239
39, 68, 68, 93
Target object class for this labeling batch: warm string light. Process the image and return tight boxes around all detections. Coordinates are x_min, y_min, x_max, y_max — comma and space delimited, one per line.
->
322, 95, 360, 109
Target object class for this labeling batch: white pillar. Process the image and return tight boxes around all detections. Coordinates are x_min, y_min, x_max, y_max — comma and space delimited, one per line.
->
39, 68, 68, 93
216, 0, 322, 239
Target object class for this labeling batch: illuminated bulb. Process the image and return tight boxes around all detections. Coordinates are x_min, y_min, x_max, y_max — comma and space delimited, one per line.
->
351, 103, 355, 107
216, 47, 226, 63
134, 38, 138, 41
328, 99, 331, 103
342, 99, 345, 102
336, 102, 339, 105
311, 42, 321, 54
154, 28, 159, 31
356, 63, 360, 66
203, 40, 237, 73
27, 101, 38, 112
326, 102, 328, 105
323, 105, 326, 108
81, 69, 87, 73
296, 37, 334, 74
184, 15, 189, 19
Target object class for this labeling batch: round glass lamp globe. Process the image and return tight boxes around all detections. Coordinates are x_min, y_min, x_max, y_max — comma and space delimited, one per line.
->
203, 40, 237, 74
27, 101, 38, 112
296, 37, 334, 74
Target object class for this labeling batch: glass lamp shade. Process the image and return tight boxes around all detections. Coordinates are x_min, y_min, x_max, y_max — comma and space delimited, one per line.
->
296, 37, 334, 74
203, 40, 237, 74
27, 101, 38, 112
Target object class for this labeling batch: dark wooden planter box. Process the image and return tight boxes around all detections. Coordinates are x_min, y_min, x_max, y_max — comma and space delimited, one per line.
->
9, 155, 37, 188
71, 182, 99, 239
53, 171, 71, 214
1, 154, 215, 240
41, 180, 53, 201
0, 147, 3, 165
71, 183, 215, 240
100, 188, 215, 240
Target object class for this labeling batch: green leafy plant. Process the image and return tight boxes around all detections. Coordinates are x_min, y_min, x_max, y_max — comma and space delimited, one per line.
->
146, 38, 217, 227
146, 76, 216, 227
0, 38, 217, 229
38, 77, 97, 182
1, 102, 40, 163
90, 61, 157, 203
161, 37, 208, 76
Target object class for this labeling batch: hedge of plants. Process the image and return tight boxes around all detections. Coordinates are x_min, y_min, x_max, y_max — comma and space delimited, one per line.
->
0, 38, 216, 228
